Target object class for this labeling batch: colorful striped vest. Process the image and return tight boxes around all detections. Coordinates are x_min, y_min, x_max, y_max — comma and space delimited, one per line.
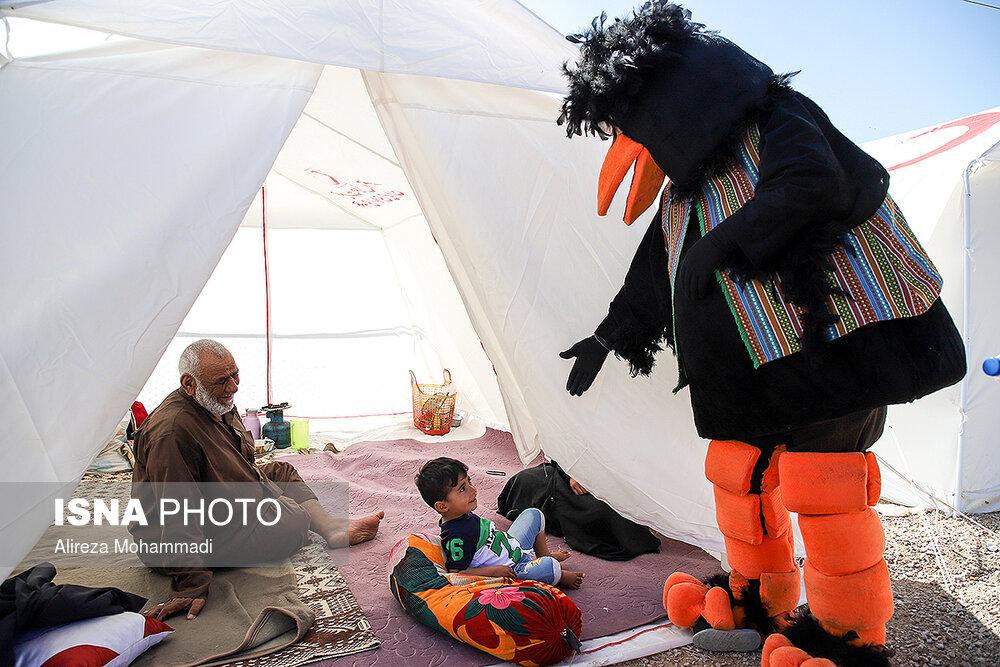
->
663, 124, 943, 368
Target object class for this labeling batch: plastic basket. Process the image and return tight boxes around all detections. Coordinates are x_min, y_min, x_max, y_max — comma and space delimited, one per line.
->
410, 369, 457, 435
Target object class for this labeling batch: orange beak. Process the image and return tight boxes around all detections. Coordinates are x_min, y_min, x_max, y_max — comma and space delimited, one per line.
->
597, 133, 666, 225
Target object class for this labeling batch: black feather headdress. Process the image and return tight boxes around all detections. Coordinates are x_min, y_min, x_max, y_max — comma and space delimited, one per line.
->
558, 1, 707, 139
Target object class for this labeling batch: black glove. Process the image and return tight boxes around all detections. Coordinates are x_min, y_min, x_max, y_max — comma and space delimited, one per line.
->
559, 336, 610, 396
677, 228, 735, 300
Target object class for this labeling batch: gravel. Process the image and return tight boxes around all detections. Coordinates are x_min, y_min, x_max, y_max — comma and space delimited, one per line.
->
616, 507, 1000, 666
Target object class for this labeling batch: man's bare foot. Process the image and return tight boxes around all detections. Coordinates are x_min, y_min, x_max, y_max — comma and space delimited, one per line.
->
348, 510, 384, 545
551, 549, 572, 562
558, 570, 585, 589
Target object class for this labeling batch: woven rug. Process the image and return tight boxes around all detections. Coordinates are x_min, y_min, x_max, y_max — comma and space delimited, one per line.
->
224, 535, 379, 667
286, 428, 721, 667
24, 470, 379, 667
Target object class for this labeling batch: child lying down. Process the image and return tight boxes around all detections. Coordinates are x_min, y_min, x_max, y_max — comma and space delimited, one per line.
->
416, 457, 585, 589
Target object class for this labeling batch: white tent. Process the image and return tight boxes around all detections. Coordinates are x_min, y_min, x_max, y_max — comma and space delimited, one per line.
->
862, 109, 1000, 513
1, 0, 996, 583
0, 0, 714, 582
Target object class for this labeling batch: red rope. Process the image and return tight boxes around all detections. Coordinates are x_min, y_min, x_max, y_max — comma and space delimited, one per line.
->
285, 411, 410, 420
262, 184, 272, 405
578, 621, 674, 655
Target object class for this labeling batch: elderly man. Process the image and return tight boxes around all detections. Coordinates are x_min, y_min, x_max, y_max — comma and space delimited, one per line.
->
130, 339, 383, 621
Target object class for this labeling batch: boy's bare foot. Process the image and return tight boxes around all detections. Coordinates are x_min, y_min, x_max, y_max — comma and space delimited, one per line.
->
551, 549, 572, 562
348, 511, 384, 545
558, 570, 585, 589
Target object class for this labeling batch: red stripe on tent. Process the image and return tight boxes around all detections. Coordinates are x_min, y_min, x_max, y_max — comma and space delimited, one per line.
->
888, 112, 1000, 171
286, 411, 410, 420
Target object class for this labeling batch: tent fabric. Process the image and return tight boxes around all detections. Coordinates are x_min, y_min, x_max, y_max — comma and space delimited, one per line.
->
862, 110, 1000, 512
1, 1, 998, 583
5, 0, 575, 93
0, 37, 321, 577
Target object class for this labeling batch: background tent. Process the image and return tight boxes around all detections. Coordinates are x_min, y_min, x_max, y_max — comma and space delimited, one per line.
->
1, 0, 995, 583
862, 109, 1000, 513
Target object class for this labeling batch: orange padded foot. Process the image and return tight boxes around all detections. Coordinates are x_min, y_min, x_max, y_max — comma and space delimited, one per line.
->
703, 586, 736, 630
664, 581, 708, 628
662, 571, 735, 630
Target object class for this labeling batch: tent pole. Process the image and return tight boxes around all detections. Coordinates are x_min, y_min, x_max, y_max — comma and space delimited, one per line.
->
954, 161, 975, 513
262, 184, 272, 404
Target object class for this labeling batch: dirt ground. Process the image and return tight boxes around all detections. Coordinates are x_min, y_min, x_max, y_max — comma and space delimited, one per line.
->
615, 508, 1000, 666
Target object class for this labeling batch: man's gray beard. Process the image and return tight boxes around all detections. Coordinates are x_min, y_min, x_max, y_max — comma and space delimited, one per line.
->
194, 381, 233, 417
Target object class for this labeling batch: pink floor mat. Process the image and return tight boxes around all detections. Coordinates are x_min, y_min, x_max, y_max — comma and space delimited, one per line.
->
287, 428, 720, 666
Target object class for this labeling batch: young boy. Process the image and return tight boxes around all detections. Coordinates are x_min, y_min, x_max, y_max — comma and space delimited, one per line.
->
416, 457, 584, 589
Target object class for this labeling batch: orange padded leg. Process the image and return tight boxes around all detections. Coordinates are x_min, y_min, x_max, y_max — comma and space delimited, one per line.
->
797, 508, 885, 575
779, 452, 871, 514
804, 559, 894, 635
703, 440, 801, 636
759, 570, 802, 618
724, 529, 796, 580
761, 485, 792, 538
784, 452, 893, 650
705, 439, 760, 494
865, 451, 882, 506
714, 485, 763, 544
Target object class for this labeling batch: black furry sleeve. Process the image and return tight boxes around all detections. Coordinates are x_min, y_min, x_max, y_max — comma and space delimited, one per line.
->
594, 204, 672, 377
720, 91, 853, 271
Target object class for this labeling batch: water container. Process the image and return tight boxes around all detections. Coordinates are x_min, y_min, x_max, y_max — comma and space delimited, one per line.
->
261, 402, 292, 449
242, 409, 262, 440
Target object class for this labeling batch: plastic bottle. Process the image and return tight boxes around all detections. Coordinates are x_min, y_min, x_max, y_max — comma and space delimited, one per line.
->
983, 357, 1000, 377
241, 409, 262, 440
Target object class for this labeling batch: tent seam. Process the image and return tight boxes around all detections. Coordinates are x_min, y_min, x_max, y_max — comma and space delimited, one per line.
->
301, 111, 401, 167
6, 59, 317, 93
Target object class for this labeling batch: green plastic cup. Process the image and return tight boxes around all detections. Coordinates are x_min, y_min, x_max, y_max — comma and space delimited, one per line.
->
290, 419, 309, 449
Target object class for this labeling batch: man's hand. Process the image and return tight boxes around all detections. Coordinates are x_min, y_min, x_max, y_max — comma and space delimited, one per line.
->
559, 336, 610, 396
677, 229, 734, 300
143, 596, 206, 621
568, 478, 589, 495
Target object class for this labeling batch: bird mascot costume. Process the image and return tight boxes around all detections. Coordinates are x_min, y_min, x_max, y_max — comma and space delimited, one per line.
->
557, 3, 966, 665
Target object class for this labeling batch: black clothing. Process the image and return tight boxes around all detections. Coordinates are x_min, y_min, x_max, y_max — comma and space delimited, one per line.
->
498, 462, 661, 561
0, 562, 146, 664
596, 89, 966, 441
747, 407, 888, 494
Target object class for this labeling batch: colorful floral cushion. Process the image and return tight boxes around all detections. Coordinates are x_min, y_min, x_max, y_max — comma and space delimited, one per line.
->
388, 533, 582, 666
